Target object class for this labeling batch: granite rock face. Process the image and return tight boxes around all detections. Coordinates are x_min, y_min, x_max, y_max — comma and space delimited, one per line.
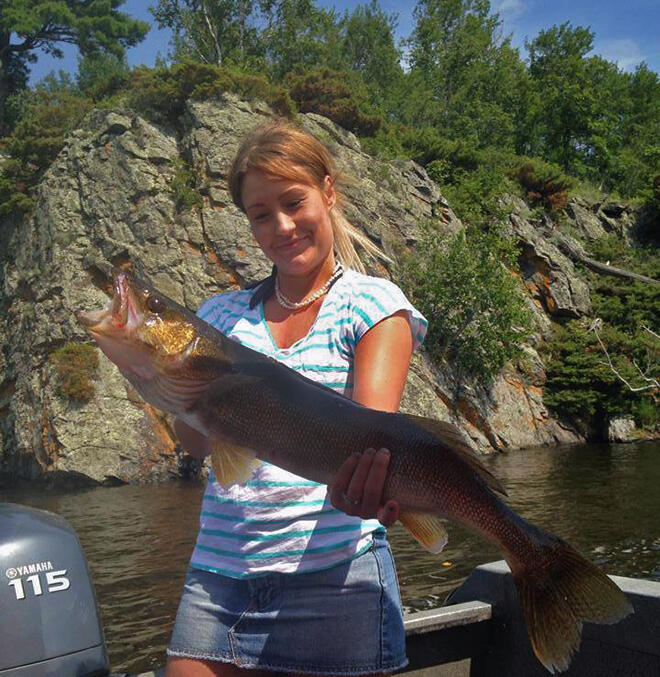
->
607, 417, 637, 443
0, 95, 639, 485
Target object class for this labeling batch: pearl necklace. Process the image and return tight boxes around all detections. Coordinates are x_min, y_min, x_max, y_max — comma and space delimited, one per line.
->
275, 262, 344, 311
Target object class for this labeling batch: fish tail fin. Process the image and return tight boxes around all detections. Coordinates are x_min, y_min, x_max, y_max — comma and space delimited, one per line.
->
509, 533, 633, 674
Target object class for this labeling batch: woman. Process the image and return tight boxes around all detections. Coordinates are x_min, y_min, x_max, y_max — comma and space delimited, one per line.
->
166, 121, 427, 677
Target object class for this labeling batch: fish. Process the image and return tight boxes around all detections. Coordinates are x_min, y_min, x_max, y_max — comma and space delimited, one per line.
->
77, 268, 633, 674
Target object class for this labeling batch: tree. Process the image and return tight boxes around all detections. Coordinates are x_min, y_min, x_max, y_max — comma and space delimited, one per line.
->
152, 0, 263, 68
336, 0, 404, 114
400, 223, 533, 391
0, 1, 148, 130
260, 0, 339, 80
525, 23, 597, 173
406, 0, 530, 151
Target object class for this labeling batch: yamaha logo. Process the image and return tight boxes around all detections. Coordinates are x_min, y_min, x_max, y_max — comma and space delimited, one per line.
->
6, 561, 54, 578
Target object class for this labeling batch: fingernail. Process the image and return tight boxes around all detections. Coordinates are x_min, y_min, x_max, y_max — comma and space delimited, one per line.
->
377, 448, 390, 457
352, 451, 362, 459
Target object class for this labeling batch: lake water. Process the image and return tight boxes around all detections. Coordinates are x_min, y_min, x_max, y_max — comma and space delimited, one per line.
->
2, 440, 659, 674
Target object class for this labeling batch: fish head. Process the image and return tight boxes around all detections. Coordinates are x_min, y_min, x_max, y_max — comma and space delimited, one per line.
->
76, 268, 228, 415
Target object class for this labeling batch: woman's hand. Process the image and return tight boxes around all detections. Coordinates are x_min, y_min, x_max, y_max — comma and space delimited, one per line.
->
329, 448, 400, 527
329, 311, 413, 528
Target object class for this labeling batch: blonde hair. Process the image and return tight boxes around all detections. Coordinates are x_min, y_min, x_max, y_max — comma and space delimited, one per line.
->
228, 120, 389, 273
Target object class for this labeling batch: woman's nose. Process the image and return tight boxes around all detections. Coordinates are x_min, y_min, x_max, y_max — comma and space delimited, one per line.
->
274, 210, 296, 234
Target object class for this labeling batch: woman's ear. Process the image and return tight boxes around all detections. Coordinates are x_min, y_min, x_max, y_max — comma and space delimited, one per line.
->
323, 175, 337, 210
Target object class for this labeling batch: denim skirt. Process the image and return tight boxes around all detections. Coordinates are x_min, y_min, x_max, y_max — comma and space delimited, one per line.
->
167, 532, 408, 674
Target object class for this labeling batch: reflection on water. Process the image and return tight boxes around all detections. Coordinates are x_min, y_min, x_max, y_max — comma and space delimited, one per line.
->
2, 441, 658, 674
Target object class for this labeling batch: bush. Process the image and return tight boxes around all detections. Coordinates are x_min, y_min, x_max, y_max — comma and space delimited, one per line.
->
169, 158, 203, 212
77, 52, 131, 101
399, 223, 533, 387
0, 76, 92, 216
49, 343, 100, 403
285, 67, 382, 136
513, 157, 574, 211
127, 61, 295, 126
541, 319, 658, 430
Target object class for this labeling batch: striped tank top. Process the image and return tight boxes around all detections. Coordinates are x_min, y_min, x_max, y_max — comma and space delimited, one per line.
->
190, 269, 428, 578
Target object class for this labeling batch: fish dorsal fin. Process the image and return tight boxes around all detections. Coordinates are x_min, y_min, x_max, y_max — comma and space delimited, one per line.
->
399, 511, 448, 554
210, 439, 260, 488
403, 414, 507, 496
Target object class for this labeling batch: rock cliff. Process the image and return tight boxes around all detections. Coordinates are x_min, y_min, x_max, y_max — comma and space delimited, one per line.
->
0, 94, 642, 486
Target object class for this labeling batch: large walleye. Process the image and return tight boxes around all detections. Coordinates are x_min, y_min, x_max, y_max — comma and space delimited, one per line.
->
77, 269, 632, 674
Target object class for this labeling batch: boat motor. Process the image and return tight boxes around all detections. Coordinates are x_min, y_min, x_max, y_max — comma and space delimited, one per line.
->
0, 503, 109, 676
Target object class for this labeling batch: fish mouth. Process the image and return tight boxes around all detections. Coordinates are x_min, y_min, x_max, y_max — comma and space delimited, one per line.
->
76, 269, 136, 334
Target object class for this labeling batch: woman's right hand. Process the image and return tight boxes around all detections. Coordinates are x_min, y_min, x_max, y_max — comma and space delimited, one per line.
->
173, 418, 211, 459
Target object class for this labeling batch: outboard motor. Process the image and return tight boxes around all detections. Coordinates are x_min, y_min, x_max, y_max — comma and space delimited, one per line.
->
0, 503, 109, 676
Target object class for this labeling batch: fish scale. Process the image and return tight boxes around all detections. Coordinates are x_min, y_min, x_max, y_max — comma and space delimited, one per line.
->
77, 269, 634, 675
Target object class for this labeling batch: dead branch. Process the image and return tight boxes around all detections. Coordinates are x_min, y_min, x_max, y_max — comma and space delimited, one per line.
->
554, 233, 660, 286
588, 319, 659, 392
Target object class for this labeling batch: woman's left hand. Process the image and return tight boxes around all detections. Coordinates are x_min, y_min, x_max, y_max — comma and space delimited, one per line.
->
329, 448, 400, 527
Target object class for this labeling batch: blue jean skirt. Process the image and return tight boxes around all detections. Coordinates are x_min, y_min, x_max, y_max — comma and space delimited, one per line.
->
167, 532, 408, 674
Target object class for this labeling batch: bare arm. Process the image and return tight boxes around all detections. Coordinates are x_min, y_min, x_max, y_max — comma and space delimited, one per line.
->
329, 311, 414, 526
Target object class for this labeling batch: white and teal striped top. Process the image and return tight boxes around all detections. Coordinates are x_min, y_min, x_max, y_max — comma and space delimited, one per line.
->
190, 269, 427, 578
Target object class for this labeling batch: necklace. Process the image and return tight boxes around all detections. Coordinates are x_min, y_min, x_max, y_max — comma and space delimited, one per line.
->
275, 262, 344, 311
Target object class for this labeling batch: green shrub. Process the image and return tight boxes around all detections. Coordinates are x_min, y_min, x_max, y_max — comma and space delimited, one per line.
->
541, 319, 657, 429
285, 67, 381, 136
399, 224, 533, 387
127, 61, 295, 126
49, 343, 100, 403
77, 52, 131, 101
170, 158, 203, 212
0, 76, 92, 216
512, 157, 574, 211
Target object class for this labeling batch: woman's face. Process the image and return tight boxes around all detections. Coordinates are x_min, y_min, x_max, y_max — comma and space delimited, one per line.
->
241, 169, 336, 276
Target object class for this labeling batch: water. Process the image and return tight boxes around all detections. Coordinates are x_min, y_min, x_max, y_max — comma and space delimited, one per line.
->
2, 441, 658, 674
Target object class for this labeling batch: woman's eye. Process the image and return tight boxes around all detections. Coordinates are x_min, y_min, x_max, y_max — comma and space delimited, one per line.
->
287, 199, 303, 209
253, 213, 268, 222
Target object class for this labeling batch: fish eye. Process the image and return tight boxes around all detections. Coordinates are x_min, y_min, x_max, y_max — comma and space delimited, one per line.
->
146, 295, 165, 313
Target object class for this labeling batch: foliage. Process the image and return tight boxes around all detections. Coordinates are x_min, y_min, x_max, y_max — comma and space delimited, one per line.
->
151, 0, 340, 79
0, 74, 91, 216
542, 321, 631, 423
77, 52, 131, 101
335, 0, 404, 113
400, 223, 533, 387
169, 158, 203, 211
405, 0, 531, 152
0, 0, 148, 131
49, 343, 100, 403
543, 237, 659, 429
513, 157, 574, 211
126, 61, 295, 125
261, 0, 342, 81
152, 0, 264, 69
139, 0, 658, 204
586, 236, 659, 337
285, 67, 381, 136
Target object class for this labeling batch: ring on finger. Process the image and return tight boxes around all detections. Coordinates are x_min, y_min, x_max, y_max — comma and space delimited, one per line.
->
342, 492, 361, 507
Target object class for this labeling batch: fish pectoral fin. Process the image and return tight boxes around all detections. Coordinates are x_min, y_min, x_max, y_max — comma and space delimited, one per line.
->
399, 511, 448, 554
210, 439, 260, 488
403, 414, 508, 496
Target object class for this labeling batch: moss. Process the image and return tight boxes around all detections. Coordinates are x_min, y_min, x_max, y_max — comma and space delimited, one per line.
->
49, 343, 100, 403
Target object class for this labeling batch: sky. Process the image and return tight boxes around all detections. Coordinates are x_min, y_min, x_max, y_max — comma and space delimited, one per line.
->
27, 0, 660, 84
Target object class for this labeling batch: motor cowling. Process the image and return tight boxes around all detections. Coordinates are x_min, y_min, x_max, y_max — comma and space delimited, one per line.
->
0, 503, 109, 676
